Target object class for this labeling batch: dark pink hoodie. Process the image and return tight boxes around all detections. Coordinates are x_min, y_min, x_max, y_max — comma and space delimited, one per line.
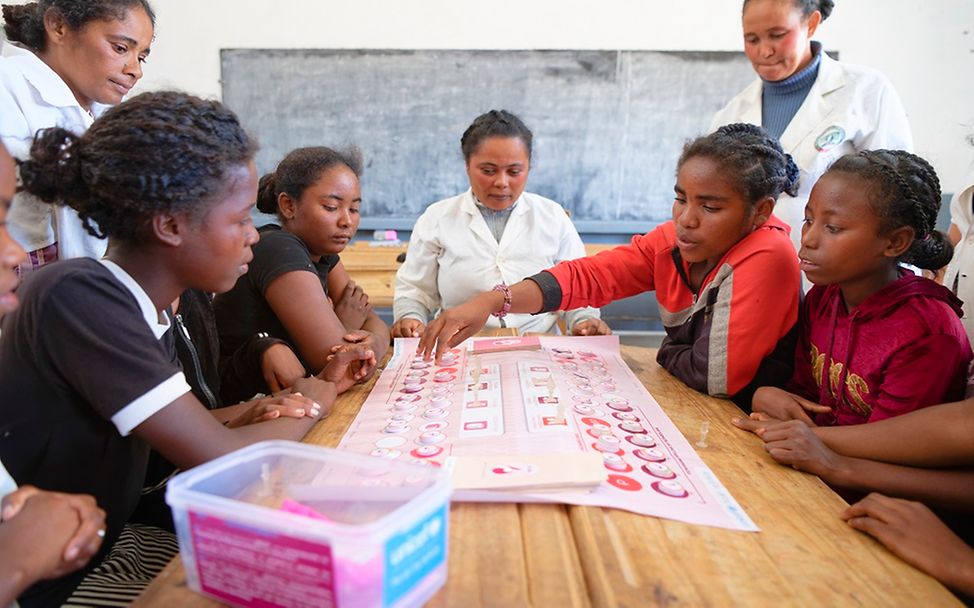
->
788, 273, 972, 426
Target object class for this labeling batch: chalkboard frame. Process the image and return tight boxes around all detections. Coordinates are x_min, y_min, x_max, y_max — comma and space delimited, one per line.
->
221, 49, 757, 234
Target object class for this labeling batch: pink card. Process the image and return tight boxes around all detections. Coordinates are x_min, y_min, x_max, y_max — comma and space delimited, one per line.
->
470, 336, 541, 354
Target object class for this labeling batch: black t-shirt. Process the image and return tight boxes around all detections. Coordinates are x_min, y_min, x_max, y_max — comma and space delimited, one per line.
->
213, 225, 339, 380
0, 259, 190, 606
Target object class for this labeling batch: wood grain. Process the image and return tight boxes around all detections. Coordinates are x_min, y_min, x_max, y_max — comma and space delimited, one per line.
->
134, 345, 961, 607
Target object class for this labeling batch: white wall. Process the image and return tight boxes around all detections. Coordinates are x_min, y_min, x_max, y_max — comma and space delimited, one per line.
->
6, 0, 974, 189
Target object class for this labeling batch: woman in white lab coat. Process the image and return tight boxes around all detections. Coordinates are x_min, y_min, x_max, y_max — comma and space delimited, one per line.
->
711, 0, 913, 250
392, 110, 605, 337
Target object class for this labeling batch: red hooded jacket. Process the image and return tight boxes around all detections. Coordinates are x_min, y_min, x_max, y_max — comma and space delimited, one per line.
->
788, 273, 973, 426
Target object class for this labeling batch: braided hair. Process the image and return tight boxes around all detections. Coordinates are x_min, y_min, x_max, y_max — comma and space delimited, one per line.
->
460, 110, 533, 163
679, 123, 800, 206
742, 0, 834, 22
828, 150, 951, 270
19, 91, 257, 245
2, 0, 155, 51
256, 146, 363, 216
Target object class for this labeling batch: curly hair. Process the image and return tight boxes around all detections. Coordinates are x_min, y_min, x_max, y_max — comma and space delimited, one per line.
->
460, 110, 533, 163
742, 0, 834, 22
827, 150, 952, 271
679, 123, 800, 205
19, 91, 257, 245
256, 146, 363, 216
2, 0, 155, 51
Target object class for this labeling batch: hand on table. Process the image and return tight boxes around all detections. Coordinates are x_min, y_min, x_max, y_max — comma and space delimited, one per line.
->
320, 342, 377, 392
842, 493, 974, 596
391, 317, 426, 338
333, 280, 372, 330
571, 318, 611, 336
418, 294, 497, 363
751, 386, 831, 426
225, 392, 322, 428
731, 417, 844, 479
260, 342, 306, 393
0, 486, 106, 598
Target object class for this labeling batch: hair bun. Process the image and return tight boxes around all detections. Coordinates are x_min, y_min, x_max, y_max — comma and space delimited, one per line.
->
817, 0, 835, 21
783, 153, 800, 197
255, 173, 278, 214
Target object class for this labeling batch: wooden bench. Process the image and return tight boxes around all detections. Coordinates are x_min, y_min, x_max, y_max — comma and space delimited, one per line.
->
339, 241, 618, 309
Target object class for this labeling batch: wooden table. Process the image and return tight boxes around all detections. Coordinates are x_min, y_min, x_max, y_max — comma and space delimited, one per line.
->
135, 346, 960, 607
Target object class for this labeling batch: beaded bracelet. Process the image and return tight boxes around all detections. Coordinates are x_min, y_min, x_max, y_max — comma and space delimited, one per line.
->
491, 283, 512, 318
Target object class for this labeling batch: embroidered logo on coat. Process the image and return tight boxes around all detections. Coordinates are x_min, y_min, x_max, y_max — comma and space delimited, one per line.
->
814, 125, 846, 152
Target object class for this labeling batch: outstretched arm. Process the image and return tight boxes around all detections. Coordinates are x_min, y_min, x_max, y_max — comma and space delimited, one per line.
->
811, 398, 974, 468
732, 418, 974, 511
418, 280, 544, 362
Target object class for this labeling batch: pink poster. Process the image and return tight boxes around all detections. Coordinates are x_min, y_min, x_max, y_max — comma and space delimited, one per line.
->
337, 336, 756, 532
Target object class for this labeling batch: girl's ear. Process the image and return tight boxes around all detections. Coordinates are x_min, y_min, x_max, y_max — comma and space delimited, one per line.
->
42, 8, 70, 45
884, 226, 915, 258
150, 212, 183, 247
751, 196, 775, 228
278, 192, 297, 221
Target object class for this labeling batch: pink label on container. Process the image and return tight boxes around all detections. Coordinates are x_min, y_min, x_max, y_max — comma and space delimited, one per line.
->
188, 511, 336, 608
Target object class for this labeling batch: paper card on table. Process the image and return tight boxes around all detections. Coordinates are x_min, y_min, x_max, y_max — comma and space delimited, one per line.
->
448, 452, 604, 492
470, 336, 542, 355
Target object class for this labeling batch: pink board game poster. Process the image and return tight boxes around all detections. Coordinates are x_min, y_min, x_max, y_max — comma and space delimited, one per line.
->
337, 336, 757, 532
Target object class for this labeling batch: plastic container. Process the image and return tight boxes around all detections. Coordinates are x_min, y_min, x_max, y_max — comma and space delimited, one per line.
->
166, 440, 451, 608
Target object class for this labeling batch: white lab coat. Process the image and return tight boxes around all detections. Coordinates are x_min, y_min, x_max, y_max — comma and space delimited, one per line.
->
0, 42, 108, 259
945, 172, 974, 347
711, 51, 913, 251
394, 189, 600, 333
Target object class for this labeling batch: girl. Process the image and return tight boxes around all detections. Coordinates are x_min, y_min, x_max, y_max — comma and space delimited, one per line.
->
420, 123, 802, 409
711, 0, 913, 252
214, 146, 389, 403
753, 150, 972, 426
0, 0, 155, 271
393, 110, 603, 338
0, 141, 107, 605
0, 92, 366, 606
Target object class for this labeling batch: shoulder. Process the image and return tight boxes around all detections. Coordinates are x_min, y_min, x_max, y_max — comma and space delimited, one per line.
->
713, 79, 762, 119
730, 217, 796, 262
521, 192, 574, 221
421, 192, 467, 215
20, 258, 123, 302
823, 55, 897, 93
14, 260, 141, 334
254, 225, 311, 259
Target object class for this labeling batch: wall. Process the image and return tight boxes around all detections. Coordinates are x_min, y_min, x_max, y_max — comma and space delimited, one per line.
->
3, 0, 973, 187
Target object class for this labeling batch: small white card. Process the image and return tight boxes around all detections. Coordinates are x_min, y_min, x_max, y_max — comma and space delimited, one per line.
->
447, 452, 604, 492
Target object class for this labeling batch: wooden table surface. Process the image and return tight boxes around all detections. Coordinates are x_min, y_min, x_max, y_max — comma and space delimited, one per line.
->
134, 345, 960, 607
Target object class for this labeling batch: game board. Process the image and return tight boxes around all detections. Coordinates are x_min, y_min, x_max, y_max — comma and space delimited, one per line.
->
336, 336, 756, 531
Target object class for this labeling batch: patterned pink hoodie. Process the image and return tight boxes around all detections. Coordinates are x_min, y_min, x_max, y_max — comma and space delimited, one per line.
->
788, 272, 972, 426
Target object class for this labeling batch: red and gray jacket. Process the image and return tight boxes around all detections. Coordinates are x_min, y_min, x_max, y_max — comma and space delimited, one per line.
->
528, 215, 800, 408
789, 273, 973, 426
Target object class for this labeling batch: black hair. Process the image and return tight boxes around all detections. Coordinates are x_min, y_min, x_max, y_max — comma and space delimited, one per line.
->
19, 91, 257, 244
2, 0, 155, 51
742, 0, 834, 22
460, 110, 533, 163
827, 150, 952, 271
679, 123, 800, 205
256, 146, 364, 216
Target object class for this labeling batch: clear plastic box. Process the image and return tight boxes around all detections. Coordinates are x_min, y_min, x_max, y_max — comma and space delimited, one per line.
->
166, 440, 451, 608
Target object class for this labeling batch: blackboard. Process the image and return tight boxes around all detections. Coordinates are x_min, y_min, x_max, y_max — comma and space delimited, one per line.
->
221, 49, 756, 233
